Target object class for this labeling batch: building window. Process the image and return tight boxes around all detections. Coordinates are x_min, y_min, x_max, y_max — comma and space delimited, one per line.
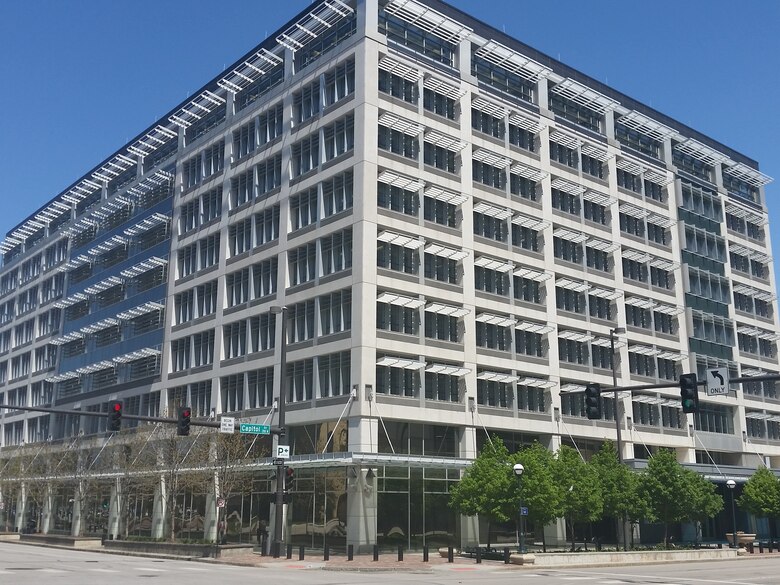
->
473, 161, 506, 189
288, 300, 316, 343
477, 378, 511, 408
318, 351, 350, 397
226, 268, 251, 307
258, 103, 284, 145
287, 358, 314, 402
252, 257, 278, 299
224, 320, 248, 359
423, 196, 455, 227
476, 266, 510, 296
378, 182, 419, 216
379, 125, 418, 159
472, 109, 504, 138
379, 69, 417, 103
617, 168, 641, 193
558, 338, 588, 365
204, 141, 224, 177
425, 88, 456, 119
324, 58, 355, 106
615, 122, 661, 159
233, 119, 256, 160
230, 168, 254, 209
289, 243, 317, 286
377, 242, 418, 274
425, 370, 460, 402
323, 169, 353, 217
293, 80, 321, 125
549, 93, 602, 133
249, 313, 275, 353
551, 188, 580, 216
423, 142, 457, 173
581, 154, 603, 179
294, 12, 357, 71
509, 124, 535, 152
257, 154, 283, 197
510, 175, 537, 201
291, 134, 319, 177
586, 247, 611, 273
673, 149, 713, 183
622, 258, 648, 283
221, 374, 244, 413
644, 180, 664, 203
471, 51, 534, 103
379, 7, 455, 67
583, 200, 607, 225
321, 229, 353, 275
589, 295, 614, 320
553, 237, 583, 264
290, 188, 318, 232
248, 368, 274, 409
376, 360, 419, 397
476, 321, 510, 351
320, 289, 351, 335
377, 299, 418, 335
323, 114, 354, 161
550, 142, 578, 168
694, 404, 734, 434
424, 253, 458, 284
556, 287, 586, 314
516, 330, 544, 357
424, 310, 460, 342
473, 211, 508, 241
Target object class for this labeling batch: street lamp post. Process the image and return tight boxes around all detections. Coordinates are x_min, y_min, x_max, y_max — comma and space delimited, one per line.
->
513, 463, 525, 553
270, 305, 288, 558
609, 327, 626, 463
726, 479, 737, 548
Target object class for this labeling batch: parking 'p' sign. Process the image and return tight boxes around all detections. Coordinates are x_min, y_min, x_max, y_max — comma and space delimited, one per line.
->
276, 445, 290, 459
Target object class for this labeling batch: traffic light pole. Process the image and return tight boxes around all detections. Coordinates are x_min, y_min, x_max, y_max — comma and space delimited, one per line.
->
610, 333, 624, 465
0, 404, 223, 428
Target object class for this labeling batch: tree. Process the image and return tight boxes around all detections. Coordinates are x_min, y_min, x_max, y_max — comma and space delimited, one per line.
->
553, 445, 602, 551
639, 449, 690, 548
738, 467, 780, 522
449, 437, 515, 547
683, 469, 723, 544
512, 442, 562, 552
590, 441, 649, 549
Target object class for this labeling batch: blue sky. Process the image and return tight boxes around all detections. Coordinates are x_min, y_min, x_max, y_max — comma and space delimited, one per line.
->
1, 0, 778, 272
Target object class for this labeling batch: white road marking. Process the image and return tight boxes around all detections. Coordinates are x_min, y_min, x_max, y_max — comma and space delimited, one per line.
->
136, 567, 167, 572
40, 568, 67, 573
557, 570, 762, 585
90, 568, 120, 573
561, 579, 597, 582
178, 566, 208, 571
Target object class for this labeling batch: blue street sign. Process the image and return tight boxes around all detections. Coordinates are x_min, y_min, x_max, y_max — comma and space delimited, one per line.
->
520, 507, 529, 516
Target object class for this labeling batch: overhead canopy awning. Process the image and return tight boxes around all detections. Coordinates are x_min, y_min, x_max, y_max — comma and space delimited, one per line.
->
77, 361, 116, 375
591, 336, 626, 348
80, 318, 119, 335
113, 348, 161, 363
619, 202, 649, 219
588, 287, 622, 300
622, 249, 650, 263
732, 284, 774, 302
648, 256, 679, 271
555, 278, 589, 293
512, 214, 548, 231
168, 90, 226, 129
633, 394, 681, 408
551, 177, 585, 195
628, 344, 660, 356
424, 185, 467, 206
120, 257, 168, 279
425, 302, 470, 318
384, 0, 473, 43
128, 124, 178, 158
472, 148, 510, 168
91, 154, 136, 185
517, 377, 556, 389
475, 256, 514, 272
376, 356, 426, 370
723, 162, 773, 188
477, 371, 519, 384
116, 302, 164, 320
424, 243, 469, 261
550, 78, 620, 114
624, 296, 657, 309
643, 168, 671, 185
52, 293, 89, 309
127, 170, 174, 200
510, 162, 546, 182
674, 138, 730, 167
558, 330, 594, 343
655, 351, 687, 362
645, 212, 676, 229
379, 56, 421, 82
587, 238, 620, 253
124, 213, 170, 237
616, 110, 680, 141
725, 203, 767, 225
424, 130, 467, 151
653, 304, 685, 316
475, 313, 516, 327
473, 201, 512, 220
426, 363, 470, 377
275, 0, 355, 50
377, 231, 424, 249
216, 48, 283, 94
581, 143, 610, 162
582, 190, 614, 206
549, 130, 580, 150
473, 39, 552, 81
472, 96, 506, 118
515, 321, 554, 334
83, 276, 124, 295
378, 112, 422, 135
553, 227, 588, 243
377, 170, 424, 192
424, 76, 465, 100
559, 383, 586, 394
508, 112, 543, 133
49, 331, 85, 346
615, 158, 643, 175
514, 266, 551, 281
376, 292, 424, 309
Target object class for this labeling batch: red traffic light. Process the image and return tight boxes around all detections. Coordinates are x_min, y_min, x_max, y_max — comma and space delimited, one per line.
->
108, 400, 123, 432
113, 402, 122, 412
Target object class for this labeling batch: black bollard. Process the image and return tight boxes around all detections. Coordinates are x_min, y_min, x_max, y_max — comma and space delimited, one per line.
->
324, 545, 330, 561
476, 547, 482, 564
348, 544, 354, 561
770, 541, 774, 553
504, 547, 510, 564
273, 542, 280, 558
287, 543, 293, 559
373, 544, 379, 561
759, 542, 764, 554
423, 545, 429, 562
398, 545, 403, 561
448, 546, 454, 563
299, 545, 305, 560
749, 542, 754, 554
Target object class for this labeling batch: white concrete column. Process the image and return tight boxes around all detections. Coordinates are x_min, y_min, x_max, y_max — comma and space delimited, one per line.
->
108, 479, 120, 540
71, 483, 82, 537
346, 467, 377, 552
14, 484, 26, 533
151, 476, 166, 539
41, 486, 53, 534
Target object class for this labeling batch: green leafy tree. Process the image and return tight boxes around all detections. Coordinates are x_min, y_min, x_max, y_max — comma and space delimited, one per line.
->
683, 469, 723, 544
590, 441, 649, 549
738, 467, 780, 522
639, 449, 690, 548
512, 442, 562, 552
449, 437, 515, 547
553, 445, 602, 551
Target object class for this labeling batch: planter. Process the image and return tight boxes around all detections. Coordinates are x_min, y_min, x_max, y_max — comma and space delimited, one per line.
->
103, 540, 255, 559
726, 533, 756, 548
19, 534, 102, 549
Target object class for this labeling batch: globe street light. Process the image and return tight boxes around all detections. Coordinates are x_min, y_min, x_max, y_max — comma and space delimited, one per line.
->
726, 479, 737, 549
513, 463, 525, 553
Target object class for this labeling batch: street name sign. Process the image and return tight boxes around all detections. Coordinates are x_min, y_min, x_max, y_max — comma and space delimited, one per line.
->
706, 367, 729, 396
239, 423, 270, 435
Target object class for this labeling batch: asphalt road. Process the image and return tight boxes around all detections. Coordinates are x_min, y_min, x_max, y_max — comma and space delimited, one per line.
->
2, 542, 780, 585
